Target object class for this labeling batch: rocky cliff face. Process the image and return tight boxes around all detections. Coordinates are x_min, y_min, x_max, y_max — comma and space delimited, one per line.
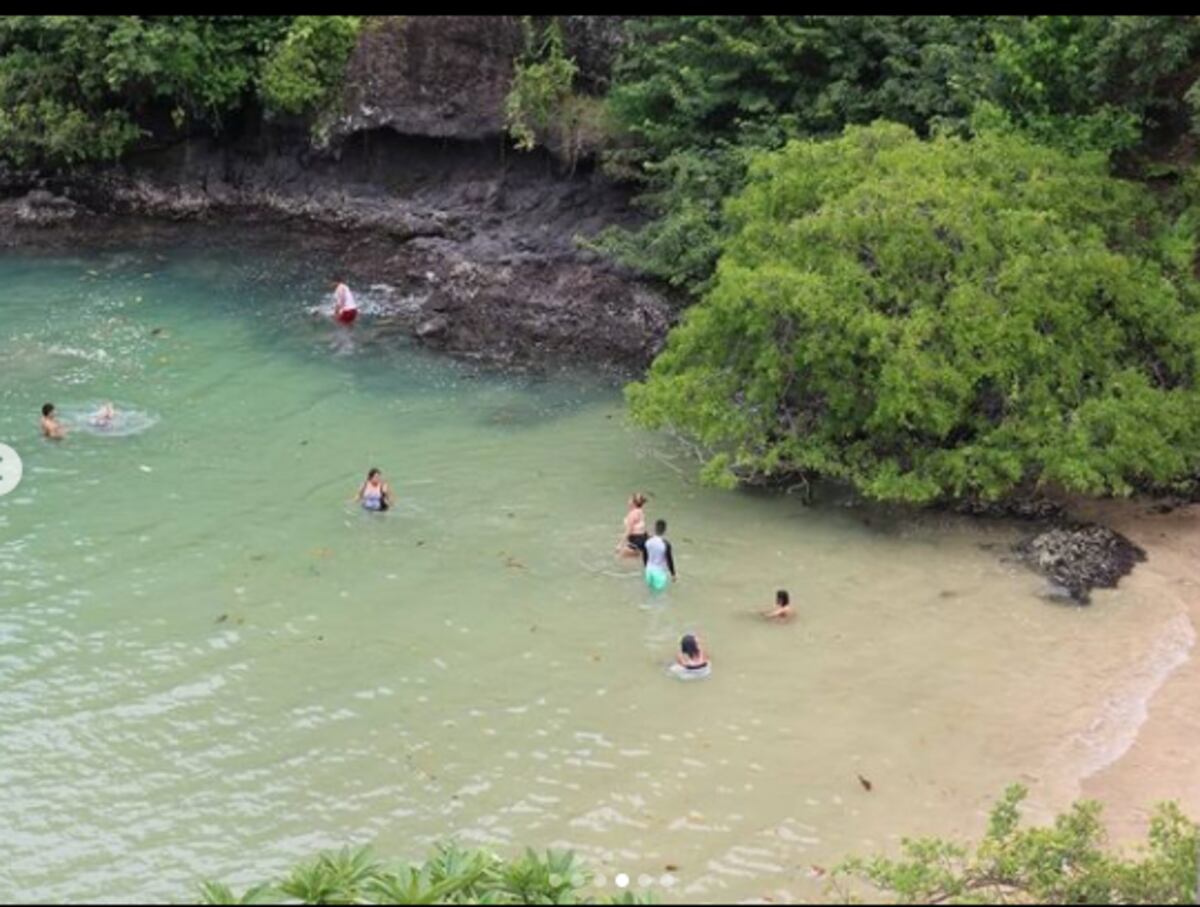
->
336, 16, 523, 142
0, 15, 672, 369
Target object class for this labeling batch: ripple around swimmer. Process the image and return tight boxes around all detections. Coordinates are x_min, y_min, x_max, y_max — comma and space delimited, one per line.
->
58, 404, 159, 437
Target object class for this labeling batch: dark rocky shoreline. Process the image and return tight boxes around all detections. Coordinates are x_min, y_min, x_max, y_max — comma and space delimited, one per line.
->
0, 15, 673, 371
0, 133, 675, 371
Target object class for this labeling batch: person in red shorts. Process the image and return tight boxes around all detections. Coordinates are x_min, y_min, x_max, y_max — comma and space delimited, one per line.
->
333, 281, 358, 325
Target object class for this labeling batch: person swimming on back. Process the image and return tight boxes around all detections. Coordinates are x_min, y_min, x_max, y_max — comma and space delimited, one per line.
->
40, 402, 66, 439
333, 281, 358, 325
89, 402, 115, 429
616, 492, 648, 558
761, 589, 793, 621
643, 518, 676, 591
355, 467, 393, 512
676, 633, 709, 671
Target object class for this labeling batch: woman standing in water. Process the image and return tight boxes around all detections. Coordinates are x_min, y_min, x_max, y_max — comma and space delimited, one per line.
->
355, 468, 393, 512
616, 492, 648, 558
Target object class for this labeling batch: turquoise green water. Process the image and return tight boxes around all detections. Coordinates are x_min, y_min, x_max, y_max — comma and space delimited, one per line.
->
0, 246, 1188, 902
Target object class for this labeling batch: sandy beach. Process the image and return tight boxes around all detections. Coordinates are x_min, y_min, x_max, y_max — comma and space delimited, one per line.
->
1071, 497, 1200, 843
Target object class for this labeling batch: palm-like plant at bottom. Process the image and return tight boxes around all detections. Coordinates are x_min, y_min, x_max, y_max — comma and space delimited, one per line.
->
199, 843, 656, 905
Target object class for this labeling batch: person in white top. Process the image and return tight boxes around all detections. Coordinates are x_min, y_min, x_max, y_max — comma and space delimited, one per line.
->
643, 518, 676, 592
333, 281, 358, 325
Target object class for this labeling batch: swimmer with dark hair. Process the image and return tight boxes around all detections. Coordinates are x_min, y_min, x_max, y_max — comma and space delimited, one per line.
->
670, 633, 710, 679
762, 589, 793, 621
355, 467, 393, 512
40, 403, 66, 439
642, 518, 676, 592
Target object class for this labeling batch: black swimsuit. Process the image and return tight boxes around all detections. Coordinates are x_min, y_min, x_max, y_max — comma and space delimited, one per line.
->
626, 532, 648, 552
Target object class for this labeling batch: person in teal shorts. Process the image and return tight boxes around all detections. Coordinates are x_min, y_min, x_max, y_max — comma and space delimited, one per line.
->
642, 519, 676, 592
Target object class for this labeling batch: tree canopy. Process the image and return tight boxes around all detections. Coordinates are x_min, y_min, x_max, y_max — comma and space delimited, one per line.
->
627, 122, 1200, 504
0, 15, 360, 168
592, 16, 1200, 293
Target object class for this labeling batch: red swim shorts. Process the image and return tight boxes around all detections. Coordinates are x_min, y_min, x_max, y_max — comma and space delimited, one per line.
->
335, 308, 358, 325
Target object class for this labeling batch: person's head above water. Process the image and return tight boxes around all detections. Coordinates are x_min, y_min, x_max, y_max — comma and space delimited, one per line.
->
631, 492, 647, 508
680, 634, 700, 658
367, 467, 382, 482
42, 403, 54, 417
777, 589, 790, 607
654, 518, 667, 535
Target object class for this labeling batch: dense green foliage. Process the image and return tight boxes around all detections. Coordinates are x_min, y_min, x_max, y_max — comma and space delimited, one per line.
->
259, 16, 362, 118
0, 15, 360, 168
835, 784, 1199, 904
594, 16, 1200, 292
504, 18, 611, 171
628, 122, 1200, 504
199, 842, 652, 905
592, 16, 992, 293
505, 19, 579, 153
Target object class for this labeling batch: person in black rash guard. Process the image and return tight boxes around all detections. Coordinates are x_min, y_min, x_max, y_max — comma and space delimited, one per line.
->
643, 518, 676, 591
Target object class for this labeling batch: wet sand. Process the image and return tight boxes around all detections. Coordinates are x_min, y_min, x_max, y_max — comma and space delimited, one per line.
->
1072, 497, 1200, 842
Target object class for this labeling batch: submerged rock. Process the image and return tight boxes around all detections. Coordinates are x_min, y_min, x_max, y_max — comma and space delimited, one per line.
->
1014, 523, 1146, 604
1037, 581, 1078, 604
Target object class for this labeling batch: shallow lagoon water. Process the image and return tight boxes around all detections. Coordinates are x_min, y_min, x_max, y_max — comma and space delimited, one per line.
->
0, 246, 1187, 902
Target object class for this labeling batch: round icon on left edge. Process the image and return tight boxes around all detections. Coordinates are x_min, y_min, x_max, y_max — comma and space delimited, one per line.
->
0, 443, 24, 497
